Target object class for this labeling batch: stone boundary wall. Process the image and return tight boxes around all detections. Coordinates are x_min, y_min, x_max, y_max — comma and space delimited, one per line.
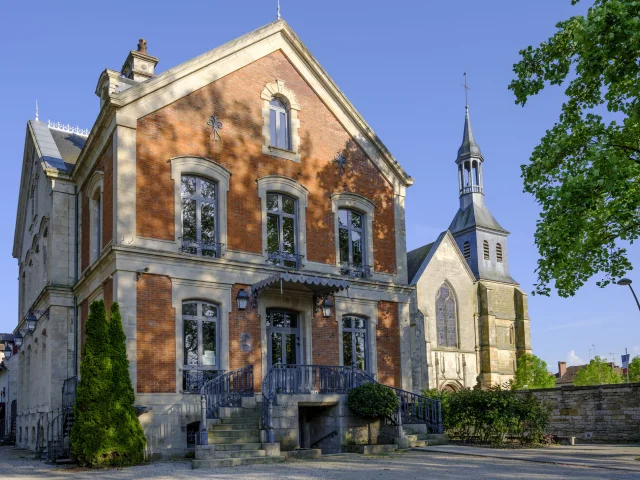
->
527, 383, 640, 443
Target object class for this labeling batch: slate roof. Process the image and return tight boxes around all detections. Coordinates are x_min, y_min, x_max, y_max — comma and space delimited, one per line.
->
457, 107, 483, 160
448, 202, 509, 235
29, 120, 87, 172
407, 242, 435, 285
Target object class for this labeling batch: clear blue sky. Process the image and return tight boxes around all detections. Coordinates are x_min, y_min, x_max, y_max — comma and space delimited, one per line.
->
1, 0, 638, 371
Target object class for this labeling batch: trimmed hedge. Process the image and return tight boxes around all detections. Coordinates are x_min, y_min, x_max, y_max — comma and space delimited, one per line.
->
423, 385, 550, 446
71, 301, 146, 467
347, 382, 399, 419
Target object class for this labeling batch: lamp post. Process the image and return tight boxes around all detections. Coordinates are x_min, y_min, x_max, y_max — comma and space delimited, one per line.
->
618, 278, 640, 312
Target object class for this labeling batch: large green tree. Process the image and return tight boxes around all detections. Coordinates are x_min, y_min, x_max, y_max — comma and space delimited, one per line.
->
513, 353, 557, 389
573, 356, 623, 385
108, 302, 146, 465
509, 0, 640, 297
71, 300, 113, 466
628, 355, 640, 382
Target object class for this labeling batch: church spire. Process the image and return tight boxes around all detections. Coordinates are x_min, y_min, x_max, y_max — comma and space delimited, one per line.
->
455, 73, 484, 201
457, 73, 482, 162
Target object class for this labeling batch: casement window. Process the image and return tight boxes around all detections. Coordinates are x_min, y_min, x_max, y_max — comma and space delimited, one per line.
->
342, 315, 368, 371
183, 300, 219, 392
338, 209, 365, 273
436, 283, 457, 348
266, 192, 300, 268
181, 175, 220, 257
269, 98, 290, 150
90, 189, 101, 263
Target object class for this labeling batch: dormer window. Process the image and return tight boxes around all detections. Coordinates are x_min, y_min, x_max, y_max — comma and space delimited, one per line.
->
269, 98, 290, 150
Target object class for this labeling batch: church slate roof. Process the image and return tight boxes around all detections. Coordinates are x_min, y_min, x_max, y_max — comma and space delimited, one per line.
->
407, 242, 435, 285
457, 107, 483, 161
50, 128, 86, 168
448, 202, 509, 235
29, 120, 87, 172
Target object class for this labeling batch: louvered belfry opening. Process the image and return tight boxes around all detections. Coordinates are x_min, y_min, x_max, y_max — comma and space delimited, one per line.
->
483, 240, 490, 260
496, 243, 503, 263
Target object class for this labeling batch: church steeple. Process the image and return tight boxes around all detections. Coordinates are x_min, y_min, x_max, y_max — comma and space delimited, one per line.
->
455, 103, 485, 209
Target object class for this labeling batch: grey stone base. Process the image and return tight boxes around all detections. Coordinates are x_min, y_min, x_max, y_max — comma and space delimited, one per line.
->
284, 448, 322, 460
342, 444, 398, 455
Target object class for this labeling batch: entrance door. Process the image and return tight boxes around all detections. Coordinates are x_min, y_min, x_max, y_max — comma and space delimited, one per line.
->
267, 309, 301, 368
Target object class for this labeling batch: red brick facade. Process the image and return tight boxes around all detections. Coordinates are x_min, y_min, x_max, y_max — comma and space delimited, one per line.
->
136, 51, 397, 274
80, 137, 113, 272
228, 284, 263, 390
376, 301, 401, 388
136, 274, 176, 393
311, 299, 339, 366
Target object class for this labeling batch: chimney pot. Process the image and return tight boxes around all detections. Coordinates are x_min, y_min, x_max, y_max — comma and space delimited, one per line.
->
121, 39, 158, 82
137, 38, 147, 54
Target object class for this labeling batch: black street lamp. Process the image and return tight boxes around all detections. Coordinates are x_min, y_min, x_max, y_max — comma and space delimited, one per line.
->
3, 342, 13, 359
618, 278, 640, 312
26, 312, 38, 332
13, 332, 23, 348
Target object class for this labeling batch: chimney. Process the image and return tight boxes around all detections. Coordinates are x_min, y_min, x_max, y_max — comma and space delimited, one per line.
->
558, 361, 567, 378
121, 39, 159, 82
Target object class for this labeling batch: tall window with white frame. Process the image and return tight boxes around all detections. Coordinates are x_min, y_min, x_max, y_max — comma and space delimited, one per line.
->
266, 192, 300, 268
90, 189, 101, 264
269, 98, 290, 150
182, 300, 219, 392
338, 209, 368, 278
436, 283, 457, 348
342, 315, 368, 371
181, 175, 220, 257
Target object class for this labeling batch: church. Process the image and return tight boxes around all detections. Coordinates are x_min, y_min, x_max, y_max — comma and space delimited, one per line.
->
4, 18, 531, 459
408, 104, 532, 392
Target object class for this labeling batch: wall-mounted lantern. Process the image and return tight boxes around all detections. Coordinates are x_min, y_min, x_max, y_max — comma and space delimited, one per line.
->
26, 312, 38, 332
3, 342, 13, 359
321, 297, 334, 318
13, 332, 23, 348
236, 289, 250, 311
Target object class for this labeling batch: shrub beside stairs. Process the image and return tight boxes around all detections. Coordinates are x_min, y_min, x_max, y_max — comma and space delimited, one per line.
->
401, 426, 448, 448
192, 398, 285, 469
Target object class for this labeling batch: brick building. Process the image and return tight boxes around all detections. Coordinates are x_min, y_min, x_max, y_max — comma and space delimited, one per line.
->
9, 20, 529, 458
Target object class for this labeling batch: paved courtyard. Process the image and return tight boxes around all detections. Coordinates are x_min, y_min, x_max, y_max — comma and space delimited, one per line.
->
2, 446, 640, 480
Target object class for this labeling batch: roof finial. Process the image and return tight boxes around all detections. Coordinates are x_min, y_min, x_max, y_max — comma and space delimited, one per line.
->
462, 71, 470, 111
277, 0, 281, 19
35, 99, 39, 121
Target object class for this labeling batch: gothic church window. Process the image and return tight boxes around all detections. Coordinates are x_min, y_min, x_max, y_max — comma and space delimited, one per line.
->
496, 243, 503, 263
463, 241, 470, 260
269, 98, 290, 150
436, 283, 457, 348
181, 175, 219, 257
483, 240, 490, 260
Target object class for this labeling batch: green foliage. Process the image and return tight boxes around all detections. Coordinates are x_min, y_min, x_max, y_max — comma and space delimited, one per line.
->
513, 354, 556, 390
573, 356, 623, 386
347, 382, 399, 420
71, 301, 146, 467
628, 356, 640, 383
509, 0, 640, 297
422, 386, 550, 446
71, 301, 112, 466
107, 302, 146, 466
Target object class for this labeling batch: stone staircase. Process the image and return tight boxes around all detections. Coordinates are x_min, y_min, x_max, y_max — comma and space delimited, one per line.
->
402, 426, 448, 448
192, 402, 285, 469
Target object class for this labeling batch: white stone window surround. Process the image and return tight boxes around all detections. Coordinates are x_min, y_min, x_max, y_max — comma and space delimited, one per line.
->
261, 80, 301, 163
170, 156, 231, 254
257, 175, 308, 263
330, 193, 375, 271
86, 171, 104, 265
335, 296, 378, 378
171, 280, 231, 394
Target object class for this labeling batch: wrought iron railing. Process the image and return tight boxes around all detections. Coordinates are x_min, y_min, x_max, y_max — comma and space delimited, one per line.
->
199, 365, 254, 445
183, 369, 224, 393
460, 185, 483, 195
46, 407, 74, 462
180, 238, 225, 258
260, 365, 442, 442
339, 262, 372, 279
267, 250, 304, 270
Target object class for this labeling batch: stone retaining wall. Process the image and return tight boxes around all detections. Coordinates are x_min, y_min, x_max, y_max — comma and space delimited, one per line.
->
527, 383, 640, 443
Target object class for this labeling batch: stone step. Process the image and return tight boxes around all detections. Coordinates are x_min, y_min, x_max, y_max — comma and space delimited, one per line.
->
208, 433, 261, 444
197, 448, 266, 460
221, 416, 262, 425
416, 434, 448, 445
200, 443, 263, 451
404, 434, 419, 442
409, 440, 426, 448
209, 423, 259, 431
192, 455, 286, 469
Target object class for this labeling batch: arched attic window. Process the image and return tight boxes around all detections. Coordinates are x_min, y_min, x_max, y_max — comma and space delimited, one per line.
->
496, 243, 503, 263
483, 240, 490, 260
269, 98, 290, 150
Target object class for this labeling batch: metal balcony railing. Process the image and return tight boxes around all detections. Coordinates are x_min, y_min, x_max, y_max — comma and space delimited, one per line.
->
183, 369, 224, 393
339, 262, 372, 279
180, 238, 225, 258
267, 250, 304, 270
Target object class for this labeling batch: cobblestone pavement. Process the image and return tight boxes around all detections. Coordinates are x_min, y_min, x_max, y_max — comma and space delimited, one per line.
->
2, 446, 639, 479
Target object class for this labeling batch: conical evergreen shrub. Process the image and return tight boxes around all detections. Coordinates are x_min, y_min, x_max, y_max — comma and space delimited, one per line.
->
108, 302, 146, 465
70, 300, 112, 466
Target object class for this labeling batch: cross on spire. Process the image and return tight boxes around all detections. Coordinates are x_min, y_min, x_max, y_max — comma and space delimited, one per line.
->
462, 72, 471, 110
